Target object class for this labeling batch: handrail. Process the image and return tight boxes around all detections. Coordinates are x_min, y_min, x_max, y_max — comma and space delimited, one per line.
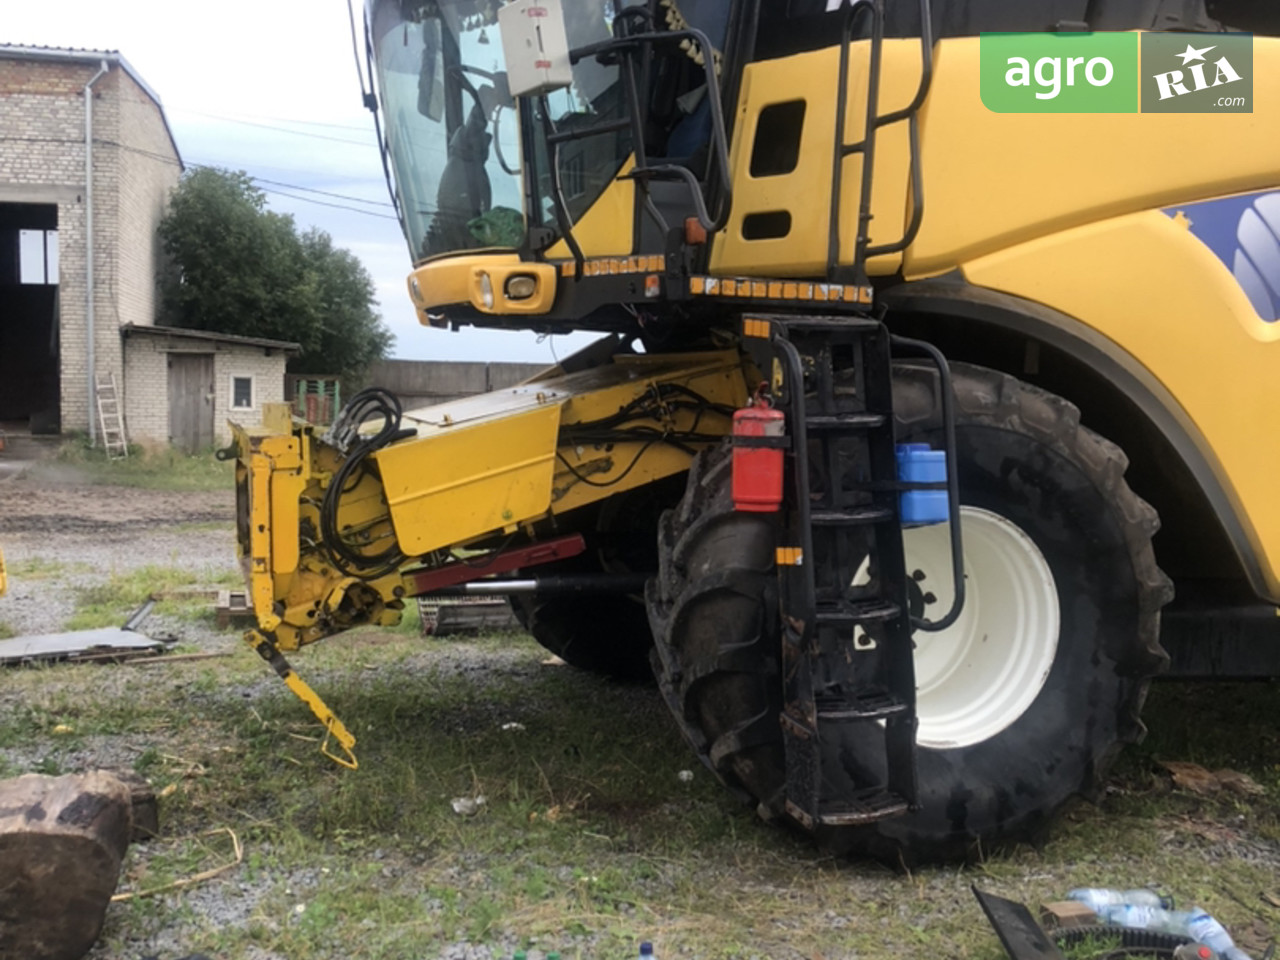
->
543, 26, 734, 244
865, 0, 934, 258
827, 0, 936, 277
889, 334, 966, 633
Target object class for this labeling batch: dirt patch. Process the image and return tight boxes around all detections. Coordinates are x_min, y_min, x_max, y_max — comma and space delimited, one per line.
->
0, 473, 237, 638
0, 478, 232, 537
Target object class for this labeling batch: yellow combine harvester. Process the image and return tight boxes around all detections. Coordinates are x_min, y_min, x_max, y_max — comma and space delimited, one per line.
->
229, 0, 1280, 861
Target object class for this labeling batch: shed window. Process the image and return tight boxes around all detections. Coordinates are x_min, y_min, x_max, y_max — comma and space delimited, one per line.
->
231, 375, 254, 410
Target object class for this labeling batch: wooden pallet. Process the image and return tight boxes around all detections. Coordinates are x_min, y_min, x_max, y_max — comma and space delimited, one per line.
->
215, 590, 255, 630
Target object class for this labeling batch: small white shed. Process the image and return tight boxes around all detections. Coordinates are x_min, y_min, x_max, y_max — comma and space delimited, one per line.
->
120, 324, 299, 452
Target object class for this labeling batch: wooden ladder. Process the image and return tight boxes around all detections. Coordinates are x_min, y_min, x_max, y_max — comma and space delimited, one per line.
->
95, 372, 128, 460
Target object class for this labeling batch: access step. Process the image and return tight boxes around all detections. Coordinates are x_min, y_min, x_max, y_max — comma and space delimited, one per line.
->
816, 792, 911, 826
785, 789, 911, 828
805, 412, 887, 431
816, 687, 910, 721
772, 315, 880, 333
814, 599, 900, 625
810, 506, 894, 526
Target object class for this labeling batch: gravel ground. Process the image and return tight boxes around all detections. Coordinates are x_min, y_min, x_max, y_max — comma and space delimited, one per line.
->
0, 465, 238, 638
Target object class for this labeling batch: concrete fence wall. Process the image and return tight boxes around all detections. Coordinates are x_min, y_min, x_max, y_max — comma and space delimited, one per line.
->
357, 359, 548, 407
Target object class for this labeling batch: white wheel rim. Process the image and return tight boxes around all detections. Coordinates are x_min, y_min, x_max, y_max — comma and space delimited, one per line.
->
901, 506, 1059, 750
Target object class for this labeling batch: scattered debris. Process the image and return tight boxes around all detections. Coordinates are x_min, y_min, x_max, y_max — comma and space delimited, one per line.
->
1160, 760, 1265, 797
1215, 768, 1266, 797
1161, 760, 1220, 795
451, 795, 487, 816
1039, 900, 1097, 929
501, 722, 526, 732
112, 828, 242, 903
121, 652, 234, 667
677, 769, 694, 783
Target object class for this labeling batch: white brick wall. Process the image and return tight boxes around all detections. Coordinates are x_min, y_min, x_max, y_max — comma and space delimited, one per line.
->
121, 333, 169, 445
0, 57, 180, 435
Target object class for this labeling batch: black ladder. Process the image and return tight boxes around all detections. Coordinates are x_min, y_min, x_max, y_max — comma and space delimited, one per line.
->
764, 315, 918, 829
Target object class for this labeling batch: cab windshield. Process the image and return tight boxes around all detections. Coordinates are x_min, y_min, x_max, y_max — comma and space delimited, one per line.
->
368, 0, 629, 263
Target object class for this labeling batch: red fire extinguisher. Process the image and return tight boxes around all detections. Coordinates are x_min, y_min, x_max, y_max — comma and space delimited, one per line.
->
732, 385, 786, 513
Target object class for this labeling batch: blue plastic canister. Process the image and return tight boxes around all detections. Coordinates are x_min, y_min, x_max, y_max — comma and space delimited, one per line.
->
896, 443, 949, 525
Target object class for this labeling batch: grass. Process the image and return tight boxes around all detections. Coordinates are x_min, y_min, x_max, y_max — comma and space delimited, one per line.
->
5, 557, 88, 580
391, 600, 423, 636
28, 437, 234, 492
67, 564, 243, 630
1057, 932, 1126, 959
1, 632, 1276, 960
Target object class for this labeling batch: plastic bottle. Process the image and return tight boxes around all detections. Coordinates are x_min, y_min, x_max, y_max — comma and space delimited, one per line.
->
640, 943, 656, 960
1098, 903, 1196, 935
1096, 904, 1252, 960
1067, 887, 1170, 912
1185, 911, 1253, 960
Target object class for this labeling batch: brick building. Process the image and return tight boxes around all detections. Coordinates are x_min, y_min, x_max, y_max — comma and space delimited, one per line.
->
122, 325, 297, 452
0, 45, 292, 450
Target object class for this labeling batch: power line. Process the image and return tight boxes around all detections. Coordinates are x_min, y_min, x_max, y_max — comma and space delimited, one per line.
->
0, 137, 400, 221
186, 155, 386, 187
249, 176, 394, 209
170, 110, 378, 146
167, 104, 373, 133
253, 184, 400, 220
183, 162, 400, 216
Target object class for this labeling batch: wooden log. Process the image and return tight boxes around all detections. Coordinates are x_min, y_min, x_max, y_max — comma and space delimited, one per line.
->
0, 771, 133, 960
104, 769, 159, 842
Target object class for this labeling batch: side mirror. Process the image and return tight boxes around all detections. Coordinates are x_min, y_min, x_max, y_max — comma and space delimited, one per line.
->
418, 18, 445, 122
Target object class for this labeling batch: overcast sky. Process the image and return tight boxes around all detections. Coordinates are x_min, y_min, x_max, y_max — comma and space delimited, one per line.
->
6, 0, 593, 364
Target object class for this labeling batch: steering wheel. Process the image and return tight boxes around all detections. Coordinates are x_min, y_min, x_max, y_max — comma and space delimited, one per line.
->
490, 102, 519, 176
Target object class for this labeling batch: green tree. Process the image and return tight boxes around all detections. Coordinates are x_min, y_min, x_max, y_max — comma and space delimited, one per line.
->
157, 167, 391, 378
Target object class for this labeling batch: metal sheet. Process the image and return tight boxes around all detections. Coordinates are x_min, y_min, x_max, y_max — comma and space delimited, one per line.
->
972, 886, 1065, 960
0, 628, 165, 665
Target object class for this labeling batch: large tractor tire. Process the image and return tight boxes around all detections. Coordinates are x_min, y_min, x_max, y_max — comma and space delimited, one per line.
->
646, 362, 1172, 862
511, 477, 685, 682
512, 578, 654, 681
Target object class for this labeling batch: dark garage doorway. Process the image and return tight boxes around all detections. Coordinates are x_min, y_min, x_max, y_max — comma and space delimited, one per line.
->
0, 202, 60, 434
